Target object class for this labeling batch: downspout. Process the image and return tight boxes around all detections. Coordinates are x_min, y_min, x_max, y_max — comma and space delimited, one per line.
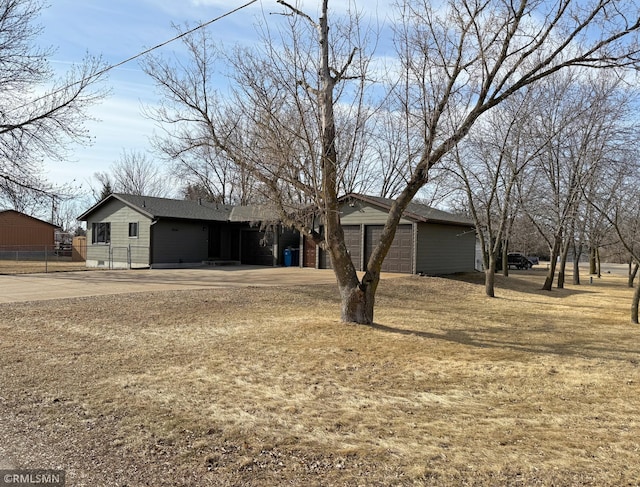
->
274, 224, 280, 267
315, 216, 321, 270
359, 224, 365, 272
412, 222, 418, 275
298, 232, 304, 268
149, 219, 159, 268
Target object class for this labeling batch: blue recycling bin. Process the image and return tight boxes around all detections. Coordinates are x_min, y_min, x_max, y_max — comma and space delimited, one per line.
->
284, 248, 300, 267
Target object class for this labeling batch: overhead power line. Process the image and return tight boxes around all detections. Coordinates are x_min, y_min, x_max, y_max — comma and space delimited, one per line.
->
9, 0, 258, 113
93, 0, 258, 80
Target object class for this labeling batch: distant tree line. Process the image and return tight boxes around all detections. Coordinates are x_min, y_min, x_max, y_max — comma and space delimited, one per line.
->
447, 69, 640, 296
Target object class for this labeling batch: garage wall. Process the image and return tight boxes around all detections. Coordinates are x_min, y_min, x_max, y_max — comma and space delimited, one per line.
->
416, 223, 475, 275
320, 201, 412, 273
309, 199, 476, 275
365, 224, 413, 273
319, 225, 362, 270
0, 211, 57, 248
340, 202, 412, 225
152, 220, 208, 265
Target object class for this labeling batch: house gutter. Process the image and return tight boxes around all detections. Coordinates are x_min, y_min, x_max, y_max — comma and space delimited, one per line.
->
149, 219, 159, 268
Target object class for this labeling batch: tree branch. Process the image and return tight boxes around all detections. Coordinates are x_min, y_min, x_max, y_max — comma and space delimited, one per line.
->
276, 0, 317, 28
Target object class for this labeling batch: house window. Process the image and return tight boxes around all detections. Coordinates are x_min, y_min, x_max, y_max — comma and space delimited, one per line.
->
92, 222, 110, 244
128, 222, 139, 238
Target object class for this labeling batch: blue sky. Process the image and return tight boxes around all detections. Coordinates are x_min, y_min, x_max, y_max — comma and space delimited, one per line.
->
37, 1, 278, 192
37, 0, 395, 195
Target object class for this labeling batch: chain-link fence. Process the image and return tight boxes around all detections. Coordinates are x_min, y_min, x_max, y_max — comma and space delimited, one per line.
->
85, 244, 150, 269
1, 240, 152, 273
0, 242, 87, 274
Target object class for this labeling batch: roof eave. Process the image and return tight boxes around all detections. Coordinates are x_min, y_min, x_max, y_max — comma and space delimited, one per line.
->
339, 193, 427, 223
1, 209, 60, 228
339, 192, 474, 226
77, 194, 156, 221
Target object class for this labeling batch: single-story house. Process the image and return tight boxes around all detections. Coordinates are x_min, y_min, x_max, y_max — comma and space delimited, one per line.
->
77, 194, 298, 269
78, 193, 475, 274
0, 209, 59, 250
303, 193, 476, 275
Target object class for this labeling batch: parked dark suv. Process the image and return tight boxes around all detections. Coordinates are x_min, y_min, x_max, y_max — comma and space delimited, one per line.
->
507, 252, 533, 270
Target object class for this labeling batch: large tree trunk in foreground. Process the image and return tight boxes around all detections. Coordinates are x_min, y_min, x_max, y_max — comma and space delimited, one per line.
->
314, 0, 377, 325
339, 274, 379, 324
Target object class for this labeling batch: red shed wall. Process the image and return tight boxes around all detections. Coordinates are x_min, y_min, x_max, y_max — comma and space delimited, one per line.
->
0, 211, 56, 248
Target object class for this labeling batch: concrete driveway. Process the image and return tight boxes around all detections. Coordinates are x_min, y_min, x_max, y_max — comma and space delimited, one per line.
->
0, 266, 347, 304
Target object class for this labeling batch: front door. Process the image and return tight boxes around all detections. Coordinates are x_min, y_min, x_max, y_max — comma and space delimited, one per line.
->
303, 235, 316, 267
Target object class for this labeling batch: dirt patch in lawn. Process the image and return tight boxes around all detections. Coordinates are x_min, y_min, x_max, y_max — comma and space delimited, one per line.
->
0, 271, 639, 486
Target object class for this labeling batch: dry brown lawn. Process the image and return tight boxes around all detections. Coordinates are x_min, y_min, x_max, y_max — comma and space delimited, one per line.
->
0, 268, 639, 486
0, 259, 87, 274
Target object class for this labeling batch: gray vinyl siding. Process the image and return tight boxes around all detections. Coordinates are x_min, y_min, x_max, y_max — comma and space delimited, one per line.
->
85, 200, 152, 266
340, 202, 412, 225
416, 223, 475, 275
151, 220, 208, 264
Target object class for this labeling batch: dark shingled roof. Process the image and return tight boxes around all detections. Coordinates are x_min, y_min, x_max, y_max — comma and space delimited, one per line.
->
340, 193, 474, 226
229, 205, 279, 223
79, 193, 473, 227
78, 194, 234, 222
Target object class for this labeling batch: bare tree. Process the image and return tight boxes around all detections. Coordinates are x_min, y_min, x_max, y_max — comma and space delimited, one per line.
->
110, 150, 173, 197
0, 0, 106, 204
145, 0, 640, 324
522, 72, 594, 291
91, 150, 173, 200
585, 159, 640, 322
0, 178, 46, 212
450, 88, 544, 297
52, 196, 86, 234
521, 71, 636, 290
141, 29, 263, 205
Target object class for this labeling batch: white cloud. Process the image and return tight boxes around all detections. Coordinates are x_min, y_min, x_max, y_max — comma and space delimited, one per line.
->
43, 81, 160, 190
38, 0, 400, 192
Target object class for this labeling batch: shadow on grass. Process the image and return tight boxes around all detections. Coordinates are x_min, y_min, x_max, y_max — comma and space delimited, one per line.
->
365, 321, 640, 362
442, 270, 594, 299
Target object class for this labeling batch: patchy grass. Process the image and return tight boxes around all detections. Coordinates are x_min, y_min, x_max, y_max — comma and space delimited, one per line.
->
0, 269, 639, 486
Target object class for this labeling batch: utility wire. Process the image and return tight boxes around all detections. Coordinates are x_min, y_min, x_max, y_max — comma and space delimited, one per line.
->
92, 0, 258, 80
8, 0, 258, 113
